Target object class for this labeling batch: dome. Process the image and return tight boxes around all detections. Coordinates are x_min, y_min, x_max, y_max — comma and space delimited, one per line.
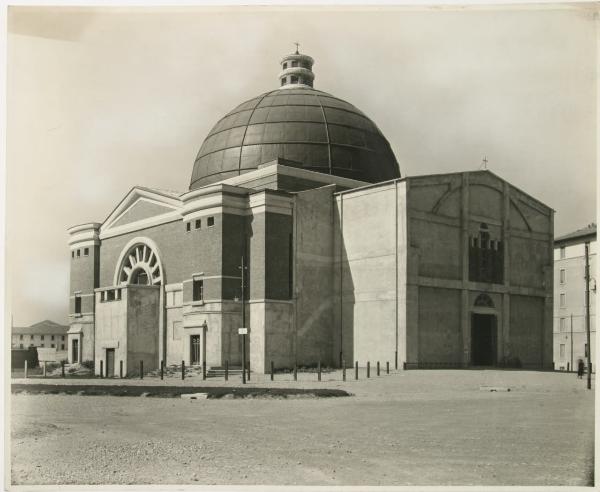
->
189, 52, 400, 190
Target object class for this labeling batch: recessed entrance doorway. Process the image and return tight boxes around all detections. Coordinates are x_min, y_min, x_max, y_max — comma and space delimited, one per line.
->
106, 348, 115, 377
190, 335, 201, 366
471, 313, 497, 366
72, 339, 79, 363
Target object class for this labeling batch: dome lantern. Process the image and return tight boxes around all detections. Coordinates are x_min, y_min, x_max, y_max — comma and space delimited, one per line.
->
278, 44, 314, 89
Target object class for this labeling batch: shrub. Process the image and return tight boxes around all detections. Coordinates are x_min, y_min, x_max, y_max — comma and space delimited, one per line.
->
81, 360, 94, 370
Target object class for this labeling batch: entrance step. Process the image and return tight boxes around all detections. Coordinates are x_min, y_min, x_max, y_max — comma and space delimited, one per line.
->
207, 366, 245, 378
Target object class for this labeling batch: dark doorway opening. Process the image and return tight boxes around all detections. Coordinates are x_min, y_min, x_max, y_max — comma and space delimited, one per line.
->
72, 339, 79, 363
190, 335, 201, 365
106, 349, 115, 377
471, 313, 497, 366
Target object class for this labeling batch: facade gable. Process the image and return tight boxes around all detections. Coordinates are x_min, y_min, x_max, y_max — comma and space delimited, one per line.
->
111, 199, 178, 228
101, 187, 183, 239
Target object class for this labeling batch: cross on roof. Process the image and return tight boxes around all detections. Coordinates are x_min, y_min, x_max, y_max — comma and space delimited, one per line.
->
481, 156, 488, 169
294, 42, 300, 54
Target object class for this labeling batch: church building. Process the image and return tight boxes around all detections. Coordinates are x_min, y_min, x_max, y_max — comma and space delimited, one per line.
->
67, 50, 554, 375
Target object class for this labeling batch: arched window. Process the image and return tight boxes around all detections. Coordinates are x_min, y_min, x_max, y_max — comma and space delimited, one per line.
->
474, 293, 494, 308
116, 242, 163, 286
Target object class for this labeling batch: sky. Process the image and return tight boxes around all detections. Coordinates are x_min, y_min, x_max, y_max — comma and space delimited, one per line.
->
5, 4, 597, 326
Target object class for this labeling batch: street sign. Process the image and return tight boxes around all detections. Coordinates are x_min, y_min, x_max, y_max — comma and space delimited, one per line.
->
238, 328, 248, 335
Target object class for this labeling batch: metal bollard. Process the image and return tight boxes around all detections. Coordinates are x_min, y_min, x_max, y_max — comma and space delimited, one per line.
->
105, 359, 109, 378
342, 359, 346, 382
270, 360, 274, 381
247, 361, 251, 382
294, 364, 297, 381
43, 361, 46, 378
24, 360, 28, 379
355, 361, 358, 380
386, 361, 389, 374
140, 360, 143, 379
318, 361, 321, 382
202, 361, 206, 380
100, 360, 103, 379
367, 361, 370, 378
403, 361, 407, 370
160, 360, 164, 380
181, 361, 185, 380
61, 360, 65, 378
377, 361, 380, 376
120, 360, 123, 378
225, 360, 229, 381
567, 362, 570, 372
395, 351, 398, 370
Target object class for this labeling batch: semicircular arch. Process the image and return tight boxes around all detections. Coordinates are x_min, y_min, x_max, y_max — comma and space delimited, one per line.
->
113, 237, 165, 286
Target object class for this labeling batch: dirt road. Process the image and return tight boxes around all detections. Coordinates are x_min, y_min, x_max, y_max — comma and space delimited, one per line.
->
10, 370, 594, 486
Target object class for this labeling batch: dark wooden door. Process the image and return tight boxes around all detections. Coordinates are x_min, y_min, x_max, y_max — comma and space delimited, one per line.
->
72, 339, 79, 363
471, 314, 496, 366
190, 335, 201, 365
106, 349, 115, 377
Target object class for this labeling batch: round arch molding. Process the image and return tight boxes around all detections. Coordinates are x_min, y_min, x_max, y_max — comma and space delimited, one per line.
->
113, 237, 165, 286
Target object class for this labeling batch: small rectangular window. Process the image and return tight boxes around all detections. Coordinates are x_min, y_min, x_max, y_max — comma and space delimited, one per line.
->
41, 344, 44, 348
51, 335, 55, 340
19, 334, 23, 340
195, 219, 201, 229
281, 78, 286, 86
30, 335, 34, 340
61, 344, 65, 350
193, 279, 204, 302
76, 249, 81, 257
560, 246, 566, 259
51, 344, 55, 348
41, 335, 44, 340
559, 318, 566, 332
84, 247, 89, 256
283, 62, 287, 69
62, 335, 65, 341
560, 269, 566, 284
560, 293, 566, 308
71, 251, 75, 258
560, 344, 565, 359
291, 75, 298, 84
291, 61, 298, 67
75, 294, 82, 314
186, 222, 191, 232
106, 290, 115, 301
207, 216, 215, 227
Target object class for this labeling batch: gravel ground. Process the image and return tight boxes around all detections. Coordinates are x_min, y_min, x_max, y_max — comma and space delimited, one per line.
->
10, 369, 594, 486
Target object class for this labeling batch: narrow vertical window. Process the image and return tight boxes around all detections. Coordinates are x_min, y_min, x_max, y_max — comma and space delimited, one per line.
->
560, 246, 566, 259
560, 269, 566, 284
195, 219, 201, 230
186, 222, 191, 232
75, 294, 82, 315
207, 217, 215, 227
193, 279, 204, 302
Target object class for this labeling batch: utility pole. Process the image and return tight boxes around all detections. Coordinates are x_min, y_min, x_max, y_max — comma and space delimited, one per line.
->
570, 313, 573, 372
240, 256, 247, 385
585, 242, 592, 389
